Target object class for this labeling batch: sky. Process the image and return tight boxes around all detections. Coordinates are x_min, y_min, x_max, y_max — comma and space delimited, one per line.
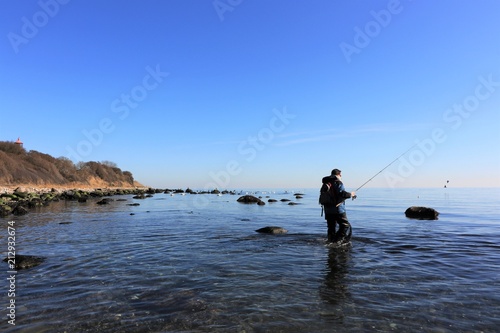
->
1, 0, 499, 190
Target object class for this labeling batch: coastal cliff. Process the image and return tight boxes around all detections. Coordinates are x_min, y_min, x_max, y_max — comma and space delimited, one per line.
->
0, 140, 143, 191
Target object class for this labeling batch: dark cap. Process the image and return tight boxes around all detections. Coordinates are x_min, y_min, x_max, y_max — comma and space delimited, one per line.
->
331, 169, 341, 176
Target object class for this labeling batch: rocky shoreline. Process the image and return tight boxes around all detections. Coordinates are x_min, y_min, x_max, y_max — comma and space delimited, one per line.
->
0, 186, 243, 218
0, 185, 307, 218
0, 187, 140, 218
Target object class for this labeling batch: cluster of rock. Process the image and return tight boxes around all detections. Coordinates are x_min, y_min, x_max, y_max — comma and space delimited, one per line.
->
0, 187, 148, 218
185, 188, 237, 195
237, 194, 304, 206
0, 187, 246, 218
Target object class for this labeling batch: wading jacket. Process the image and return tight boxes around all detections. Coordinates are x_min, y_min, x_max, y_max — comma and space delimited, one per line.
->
321, 176, 352, 215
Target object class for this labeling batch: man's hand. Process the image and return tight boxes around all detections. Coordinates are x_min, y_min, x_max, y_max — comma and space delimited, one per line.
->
351, 192, 357, 200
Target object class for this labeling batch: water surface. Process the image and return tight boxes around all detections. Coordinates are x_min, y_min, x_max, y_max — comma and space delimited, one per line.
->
1, 188, 499, 332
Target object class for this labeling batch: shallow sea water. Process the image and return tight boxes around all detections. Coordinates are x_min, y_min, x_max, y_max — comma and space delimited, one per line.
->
1, 188, 499, 332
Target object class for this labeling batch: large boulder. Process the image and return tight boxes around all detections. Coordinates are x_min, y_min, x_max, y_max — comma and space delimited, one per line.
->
405, 206, 439, 220
237, 195, 265, 205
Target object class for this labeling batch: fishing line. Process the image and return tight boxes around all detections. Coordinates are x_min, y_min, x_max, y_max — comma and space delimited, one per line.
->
354, 143, 418, 192
333, 143, 418, 207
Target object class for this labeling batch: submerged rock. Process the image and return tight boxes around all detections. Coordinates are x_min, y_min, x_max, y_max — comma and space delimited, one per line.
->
255, 226, 288, 234
96, 198, 114, 205
3, 255, 45, 270
12, 205, 29, 216
405, 206, 439, 220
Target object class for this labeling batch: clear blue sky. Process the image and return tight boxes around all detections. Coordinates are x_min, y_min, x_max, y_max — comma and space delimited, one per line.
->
1, 1, 499, 190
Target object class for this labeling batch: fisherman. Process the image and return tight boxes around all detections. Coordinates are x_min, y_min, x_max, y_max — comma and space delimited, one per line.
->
320, 169, 356, 244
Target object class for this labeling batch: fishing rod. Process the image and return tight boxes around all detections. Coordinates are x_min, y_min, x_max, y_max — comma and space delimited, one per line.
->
335, 143, 418, 206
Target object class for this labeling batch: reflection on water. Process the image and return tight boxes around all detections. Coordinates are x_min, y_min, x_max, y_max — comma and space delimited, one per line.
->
320, 246, 351, 306
318, 246, 351, 325
1, 188, 499, 332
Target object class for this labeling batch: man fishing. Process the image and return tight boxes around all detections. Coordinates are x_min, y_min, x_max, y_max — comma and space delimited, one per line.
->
320, 169, 356, 244
318, 145, 417, 244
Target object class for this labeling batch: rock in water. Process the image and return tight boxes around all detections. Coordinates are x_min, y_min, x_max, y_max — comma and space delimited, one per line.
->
237, 195, 265, 205
255, 226, 288, 234
3, 255, 45, 270
405, 206, 439, 220
12, 205, 29, 216
0, 204, 12, 217
96, 198, 114, 205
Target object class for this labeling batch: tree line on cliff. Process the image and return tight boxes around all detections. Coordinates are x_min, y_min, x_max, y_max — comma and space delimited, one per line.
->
0, 141, 135, 187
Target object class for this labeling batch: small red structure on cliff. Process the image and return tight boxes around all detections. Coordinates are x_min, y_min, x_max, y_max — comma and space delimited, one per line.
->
15, 137, 23, 146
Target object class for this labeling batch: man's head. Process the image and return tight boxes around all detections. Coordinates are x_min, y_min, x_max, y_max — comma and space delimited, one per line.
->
331, 169, 341, 176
